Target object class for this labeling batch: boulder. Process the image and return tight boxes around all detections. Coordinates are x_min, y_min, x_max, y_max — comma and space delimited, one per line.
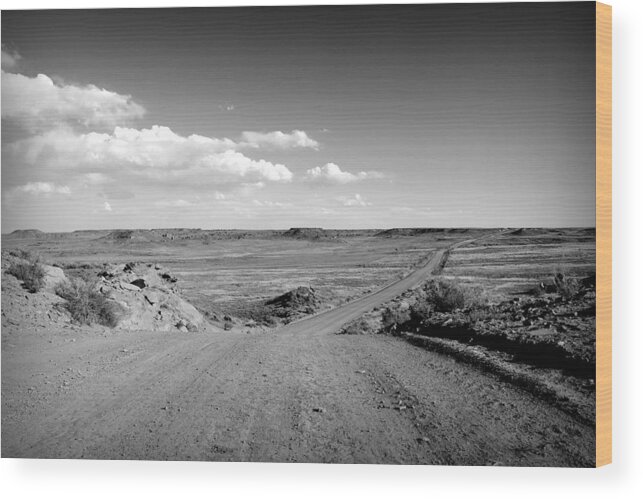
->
42, 265, 68, 292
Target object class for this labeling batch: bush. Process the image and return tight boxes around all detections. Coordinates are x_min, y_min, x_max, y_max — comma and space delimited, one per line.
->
9, 249, 36, 261
55, 277, 122, 327
6, 253, 45, 293
552, 271, 581, 300
382, 305, 411, 331
423, 279, 484, 312
340, 316, 376, 335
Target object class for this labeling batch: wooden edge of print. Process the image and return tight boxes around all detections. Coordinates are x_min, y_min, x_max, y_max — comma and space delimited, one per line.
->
595, 1, 612, 468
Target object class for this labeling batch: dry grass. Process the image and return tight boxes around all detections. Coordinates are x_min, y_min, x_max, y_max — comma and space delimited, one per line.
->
6, 251, 45, 293
423, 279, 484, 312
552, 270, 581, 299
55, 277, 123, 327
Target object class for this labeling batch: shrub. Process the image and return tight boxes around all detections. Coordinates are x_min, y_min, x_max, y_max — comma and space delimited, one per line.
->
55, 277, 122, 327
423, 279, 484, 312
340, 317, 373, 335
409, 299, 432, 323
552, 271, 580, 300
6, 253, 45, 293
381, 305, 411, 332
9, 249, 36, 261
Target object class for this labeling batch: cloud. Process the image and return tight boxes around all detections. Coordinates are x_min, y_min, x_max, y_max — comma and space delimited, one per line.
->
340, 193, 371, 207
252, 199, 293, 209
12, 182, 71, 196
155, 199, 194, 208
1, 47, 21, 69
82, 172, 112, 185
305, 163, 384, 184
1, 70, 145, 130
9, 125, 294, 186
1, 53, 323, 223
240, 130, 319, 150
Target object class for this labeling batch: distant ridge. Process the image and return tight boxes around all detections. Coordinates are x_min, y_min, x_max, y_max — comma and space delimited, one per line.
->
4, 229, 45, 239
375, 228, 471, 237
98, 230, 155, 244
282, 227, 327, 239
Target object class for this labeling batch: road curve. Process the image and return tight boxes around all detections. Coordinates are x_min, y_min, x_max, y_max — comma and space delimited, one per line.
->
280, 232, 488, 338
1, 232, 595, 465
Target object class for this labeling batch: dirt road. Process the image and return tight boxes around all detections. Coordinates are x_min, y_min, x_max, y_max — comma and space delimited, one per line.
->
1, 234, 595, 465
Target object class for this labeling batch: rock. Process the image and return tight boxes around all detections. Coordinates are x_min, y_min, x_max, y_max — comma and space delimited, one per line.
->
145, 291, 160, 305
36, 257, 207, 332
130, 278, 146, 289
265, 286, 321, 319
160, 273, 177, 283
120, 282, 141, 292
42, 265, 68, 292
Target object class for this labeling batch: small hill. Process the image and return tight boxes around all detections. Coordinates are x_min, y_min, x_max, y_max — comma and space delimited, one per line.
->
94, 262, 205, 331
376, 228, 446, 237
1, 250, 206, 333
281, 227, 327, 240
266, 286, 321, 315
99, 230, 154, 244
5, 229, 45, 239
375, 228, 473, 237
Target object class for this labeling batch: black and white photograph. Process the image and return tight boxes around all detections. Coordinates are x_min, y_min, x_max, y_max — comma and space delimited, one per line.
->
2, 2, 599, 467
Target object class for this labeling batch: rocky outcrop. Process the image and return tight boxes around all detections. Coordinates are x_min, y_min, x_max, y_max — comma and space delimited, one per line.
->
281, 228, 327, 240
266, 286, 321, 320
5, 229, 46, 239
97, 262, 205, 332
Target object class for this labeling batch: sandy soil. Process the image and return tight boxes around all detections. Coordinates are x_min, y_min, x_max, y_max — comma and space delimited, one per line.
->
1, 233, 594, 466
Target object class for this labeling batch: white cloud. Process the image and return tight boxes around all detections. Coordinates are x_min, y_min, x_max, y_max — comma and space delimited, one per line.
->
1, 54, 323, 218
341, 193, 371, 207
240, 130, 319, 150
1, 47, 21, 69
305, 163, 384, 184
9, 125, 293, 186
252, 199, 293, 209
82, 172, 112, 185
12, 182, 71, 196
155, 199, 194, 208
1, 70, 145, 130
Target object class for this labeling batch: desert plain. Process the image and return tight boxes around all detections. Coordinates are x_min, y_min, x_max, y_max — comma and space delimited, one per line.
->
1, 227, 596, 466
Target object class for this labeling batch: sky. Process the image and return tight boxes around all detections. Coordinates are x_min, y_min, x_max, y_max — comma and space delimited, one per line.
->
1, 3, 596, 232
